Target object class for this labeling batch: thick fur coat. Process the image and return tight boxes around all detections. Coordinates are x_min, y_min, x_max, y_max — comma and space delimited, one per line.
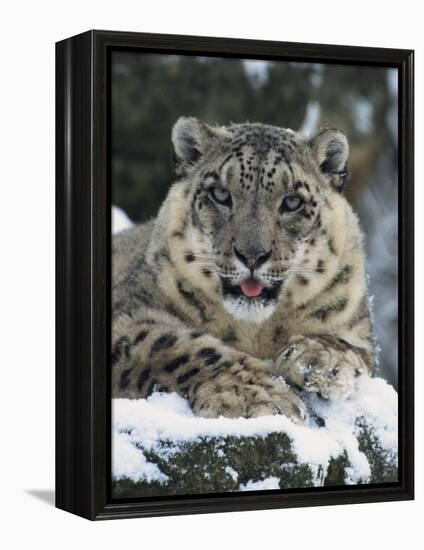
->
112, 118, 374, 422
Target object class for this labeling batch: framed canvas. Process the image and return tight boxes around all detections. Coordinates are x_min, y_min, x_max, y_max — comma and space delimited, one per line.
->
56, 30, 414, 520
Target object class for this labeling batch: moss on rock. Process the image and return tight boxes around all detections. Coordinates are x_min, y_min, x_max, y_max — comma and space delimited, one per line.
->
112, 419, 397, 499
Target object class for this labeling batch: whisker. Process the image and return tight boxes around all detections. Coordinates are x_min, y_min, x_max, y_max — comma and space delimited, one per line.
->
190, 252, 216, 258
284, 269, 319, 275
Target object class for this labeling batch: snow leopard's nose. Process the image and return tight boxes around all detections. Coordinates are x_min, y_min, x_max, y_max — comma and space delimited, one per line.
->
234, 246, 273, 272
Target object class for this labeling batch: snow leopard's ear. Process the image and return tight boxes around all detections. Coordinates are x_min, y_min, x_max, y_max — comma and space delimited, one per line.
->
310, 128, 349, 193
172, 117, 227, 177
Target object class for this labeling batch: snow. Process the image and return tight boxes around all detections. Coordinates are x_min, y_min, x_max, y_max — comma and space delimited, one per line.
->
239, 477, 280, 491
225, 465, 239, 482
112, 205, 133, 234
112, 376, 397, 488
307, 377, 397, 480
113, 432, 169, 483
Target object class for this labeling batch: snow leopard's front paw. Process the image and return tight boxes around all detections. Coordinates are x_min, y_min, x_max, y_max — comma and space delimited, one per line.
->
192, 356, 307, 423
275, 336, 368, 401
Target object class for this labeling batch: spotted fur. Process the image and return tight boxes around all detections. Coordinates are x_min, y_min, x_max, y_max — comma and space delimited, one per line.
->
112, 117, 375, 421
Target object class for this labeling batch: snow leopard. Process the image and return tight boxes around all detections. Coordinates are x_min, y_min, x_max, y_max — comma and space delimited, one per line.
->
112, 117, 375, 423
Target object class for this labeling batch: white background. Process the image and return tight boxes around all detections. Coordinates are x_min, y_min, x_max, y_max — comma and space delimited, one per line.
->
0, 1, 421, 548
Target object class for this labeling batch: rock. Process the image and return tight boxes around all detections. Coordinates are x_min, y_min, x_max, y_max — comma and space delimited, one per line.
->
112, 377, 398, 498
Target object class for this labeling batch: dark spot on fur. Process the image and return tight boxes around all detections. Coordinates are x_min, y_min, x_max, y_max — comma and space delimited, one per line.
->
296, 275, 309, 286
163, 354, 190, 373
177, 281, 209, 322
311, 298, 348, 321
328, 237, 337, 255
348, 296, 369, 329
163, 302, 186, 322
137, 368, 151, 391
316, 259, 325, 274
150, 333, 177, 355
222, 328, 237, 344
142, 319, 156, 325
120, 368, 133, 390
327, 265, 352, 290
177, 368, 200, 385
197, 347, 222, 366
208, 368, 225, 381
185, 253, 195, 263
133, 330, 148, 346
112, 336, 131, 365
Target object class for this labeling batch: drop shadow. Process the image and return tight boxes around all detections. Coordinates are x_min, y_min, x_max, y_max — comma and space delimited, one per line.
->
26, 489, 55, 507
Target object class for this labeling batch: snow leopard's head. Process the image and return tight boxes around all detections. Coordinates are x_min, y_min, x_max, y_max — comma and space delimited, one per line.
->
168, 117, 349, 323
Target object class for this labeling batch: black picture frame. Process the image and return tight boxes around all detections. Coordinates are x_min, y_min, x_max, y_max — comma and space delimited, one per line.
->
56, 29, 414, 520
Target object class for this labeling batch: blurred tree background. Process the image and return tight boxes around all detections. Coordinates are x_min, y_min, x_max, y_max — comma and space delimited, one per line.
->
112, 52, 398, 387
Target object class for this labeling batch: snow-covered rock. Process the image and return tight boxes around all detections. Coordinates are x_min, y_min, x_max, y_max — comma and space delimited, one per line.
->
112, 376, 398, 498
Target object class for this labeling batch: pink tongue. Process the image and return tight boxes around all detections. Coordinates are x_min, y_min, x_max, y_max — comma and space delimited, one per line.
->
240, 279, 264, 298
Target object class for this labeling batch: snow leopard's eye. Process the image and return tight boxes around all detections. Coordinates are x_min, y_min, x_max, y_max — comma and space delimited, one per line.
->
209, 186, 232, 208
280, 195, 304, 213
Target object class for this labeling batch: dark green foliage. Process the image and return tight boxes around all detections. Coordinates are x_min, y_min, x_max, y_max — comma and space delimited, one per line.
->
356, 417, 398, 483
324, 452, 349, 486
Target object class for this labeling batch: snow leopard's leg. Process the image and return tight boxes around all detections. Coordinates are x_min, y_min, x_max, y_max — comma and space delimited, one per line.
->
274, 334, 374, 401
112, 313, 306, 422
